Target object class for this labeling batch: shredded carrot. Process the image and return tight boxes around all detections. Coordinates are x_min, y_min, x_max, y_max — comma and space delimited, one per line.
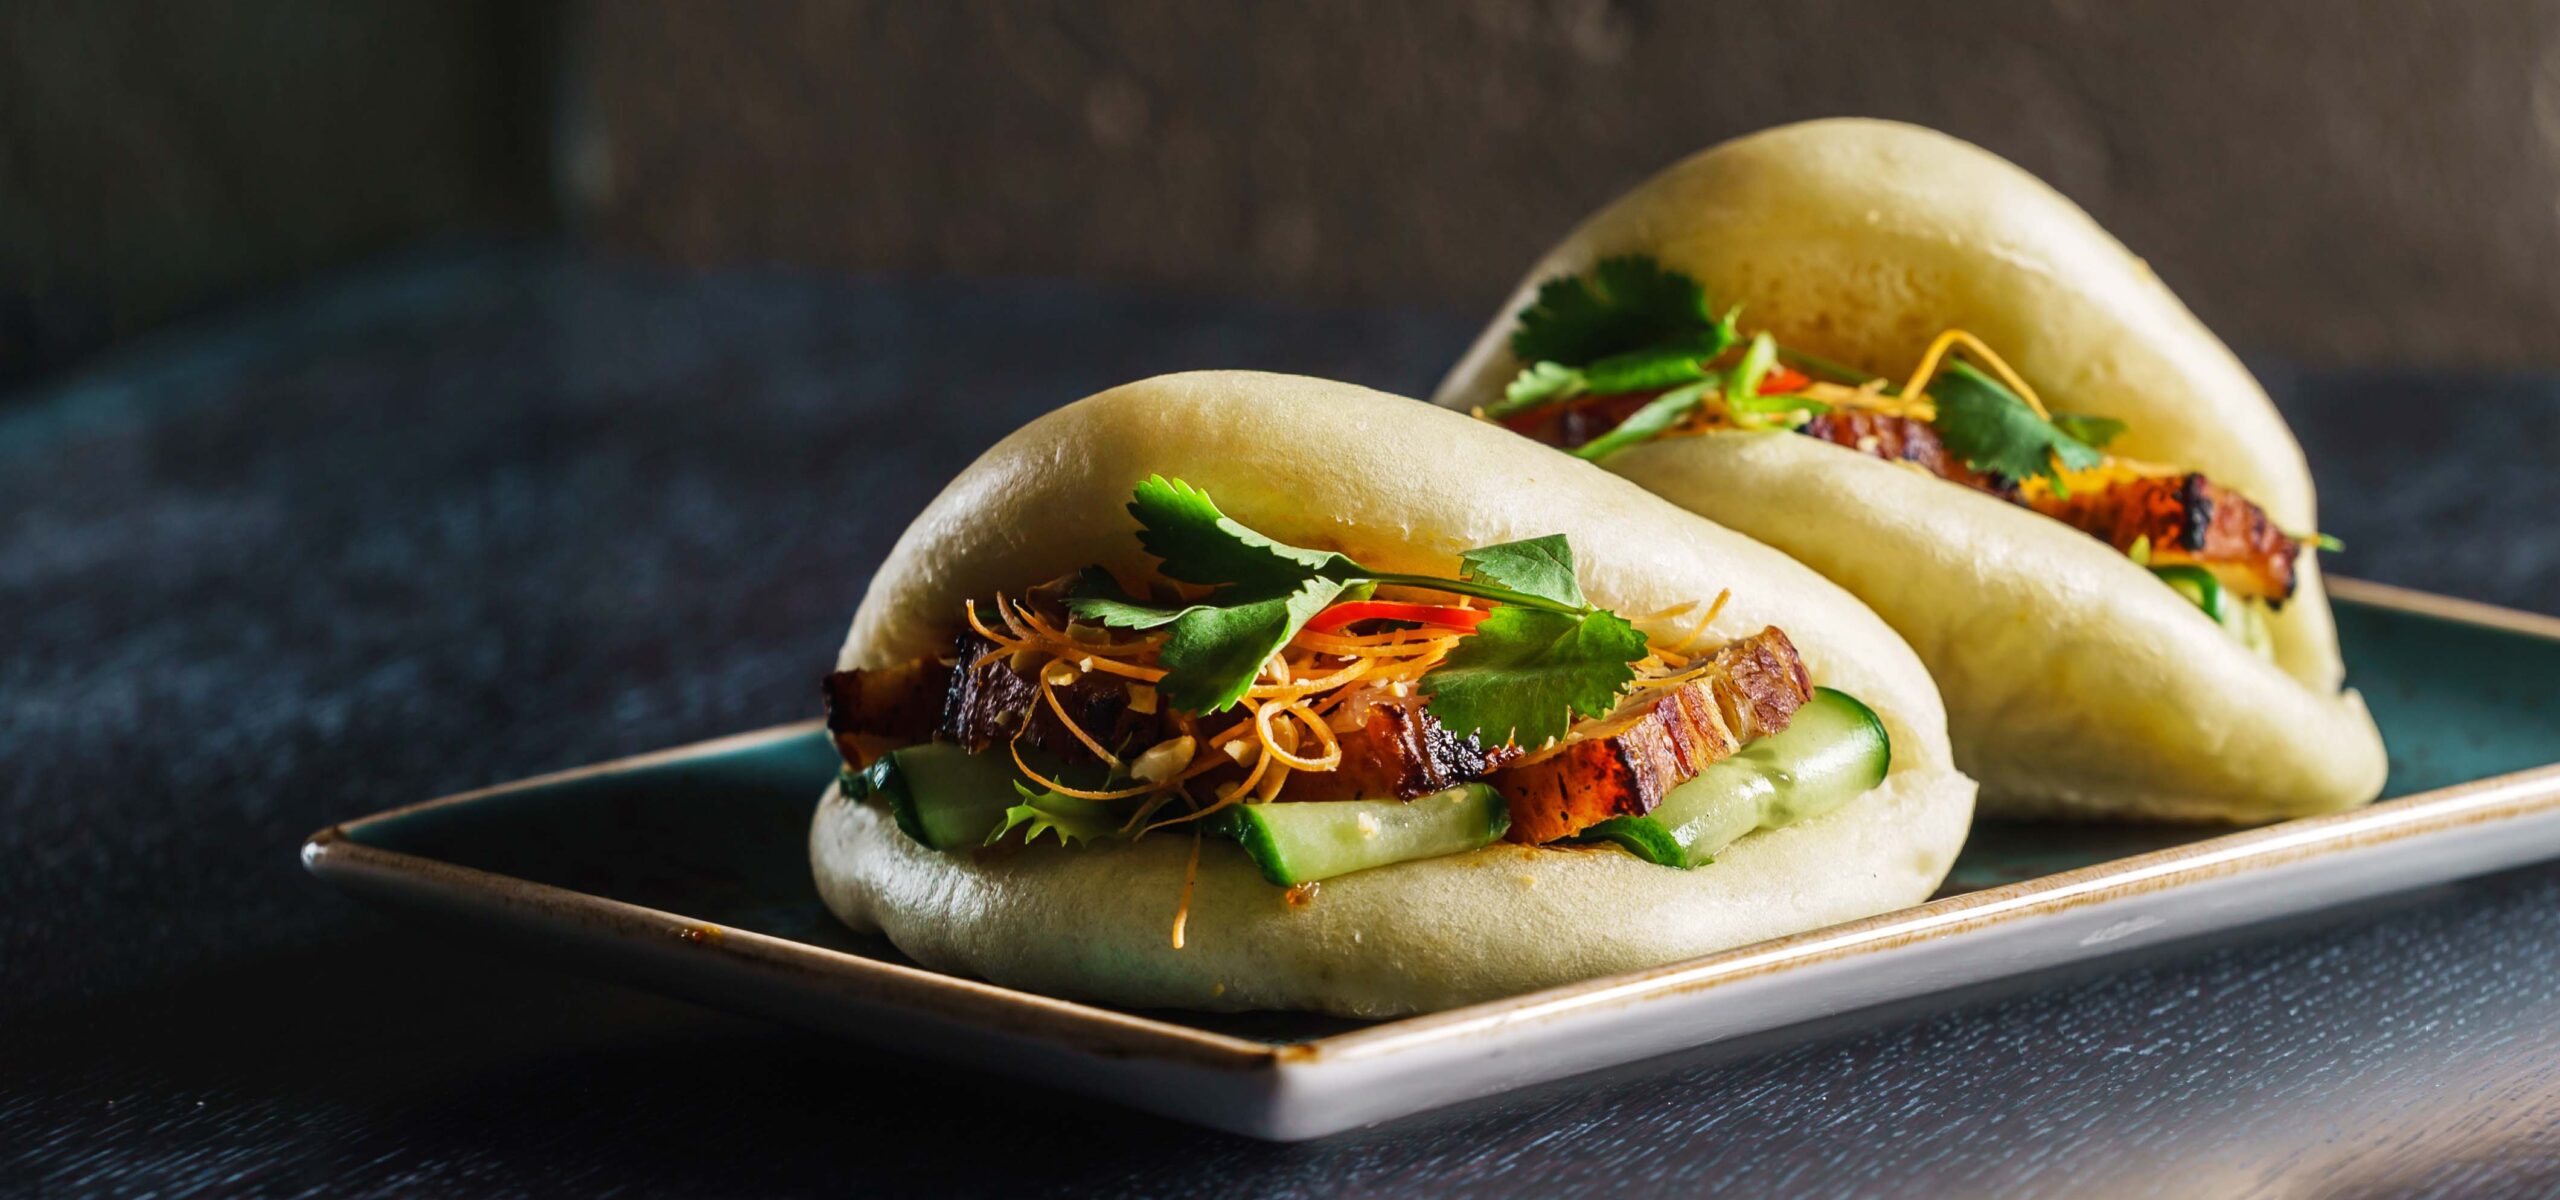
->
1171, 829, 1202, 949
1247, 655, 1371, 700
995, 595, 1037, 642
964, 599, 1017, 650
1632, 598, 1697, 623
1255, 696, 1342, 772
1808, 379, 1929, 419
1661, 588, 1730, 656
943, 572, 1760, 833
1073, 657, 1169, 683
1286, 700, 1340, 763
1897, 329, 2051, 419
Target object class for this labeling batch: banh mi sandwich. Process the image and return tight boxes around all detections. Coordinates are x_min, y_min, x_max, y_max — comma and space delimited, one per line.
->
813, 371, 1973, 1017
1434, 118, 2386, 823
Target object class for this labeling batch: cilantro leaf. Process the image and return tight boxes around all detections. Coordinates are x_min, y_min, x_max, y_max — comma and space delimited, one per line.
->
2051, 412, 2127, 450
1459, 535, 1586, 607
1928, 362, 2104, 486
1424, 606, 1647, 746
1062, 567, 1203, 629
1129, 475, 1358, 590
1572, 383, 1710, 461
1510, 256, 1736, 367
987, 783, 1123, 848
1156, 577, 1350, 713
1083, 477, 1651, 734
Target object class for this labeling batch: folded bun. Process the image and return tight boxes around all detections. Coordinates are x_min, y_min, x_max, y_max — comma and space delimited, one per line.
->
816, 370, 1973, 1016
1433, 119, 2384, 820
1610, 432, 2383, 820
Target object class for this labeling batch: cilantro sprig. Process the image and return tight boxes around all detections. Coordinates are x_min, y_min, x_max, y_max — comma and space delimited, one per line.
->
1495, 256, 2136, 489
1510, 255, 1739, 367
1492, 256, 1740, 420
1927, 363, 2121, 493
1065, 477, 1647, 745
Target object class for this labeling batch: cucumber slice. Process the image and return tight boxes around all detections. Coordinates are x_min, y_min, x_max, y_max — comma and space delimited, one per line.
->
2150, 564, 2228, 623
1227, 784, 1510, 886
847, 743, 1022, 851
1582, 687, 1890, 868
2151, 564, 2274, 656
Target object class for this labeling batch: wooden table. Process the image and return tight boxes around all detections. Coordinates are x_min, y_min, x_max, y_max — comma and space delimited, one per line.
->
7, 247, 2559, 1196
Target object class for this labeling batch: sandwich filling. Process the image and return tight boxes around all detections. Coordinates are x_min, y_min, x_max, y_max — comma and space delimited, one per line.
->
1483, 257, 2331, 655
825, 477, 1891, 933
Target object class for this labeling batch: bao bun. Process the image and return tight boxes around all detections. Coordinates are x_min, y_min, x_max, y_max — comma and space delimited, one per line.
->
1434, 120, 2386, 821
815, 371, 1973, 1016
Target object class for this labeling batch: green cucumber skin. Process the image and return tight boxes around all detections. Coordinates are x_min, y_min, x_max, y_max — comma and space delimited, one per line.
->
863, 689, 1888, 875
2150, 563, 2275, 654
1594, 688, 1891, 870
858, 743, 1022, 851
1228, 784, 1509, 886
838, 757, 926, 845
2149, 564, 2227, 622
1579, 813, 1686, 867
1227, 807, 1294, 887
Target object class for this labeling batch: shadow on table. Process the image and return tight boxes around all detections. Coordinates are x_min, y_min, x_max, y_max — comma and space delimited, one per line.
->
2, 924, 1269, 1196
12, 869, 2560, 1197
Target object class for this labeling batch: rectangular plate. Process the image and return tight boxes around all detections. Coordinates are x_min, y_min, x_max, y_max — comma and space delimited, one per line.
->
303, 579, 2560, 1140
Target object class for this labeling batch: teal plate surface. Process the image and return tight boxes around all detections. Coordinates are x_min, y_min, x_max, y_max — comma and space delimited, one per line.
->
1942, 586, 2560, 891
326, 584, 2560, 1045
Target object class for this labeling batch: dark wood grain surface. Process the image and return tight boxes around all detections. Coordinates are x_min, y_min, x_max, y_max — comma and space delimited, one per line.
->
6, 246, 2558, 1197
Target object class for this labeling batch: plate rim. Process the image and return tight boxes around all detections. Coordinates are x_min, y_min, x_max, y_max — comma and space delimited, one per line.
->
301, 576, 2560, 1074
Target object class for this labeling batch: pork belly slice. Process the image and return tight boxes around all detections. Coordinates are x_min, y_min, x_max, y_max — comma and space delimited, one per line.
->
2031, 471, 2301, 602
938, 632, 1156, 762
1280, 701, 1522, 804
823, 657, 950, 768
1795, 409, 2020, 500
823, 628, 1157, 771
1493, 626, 1813, 846
1795, 410, 2300, 603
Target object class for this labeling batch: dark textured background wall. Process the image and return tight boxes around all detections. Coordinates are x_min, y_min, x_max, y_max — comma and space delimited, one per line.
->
0, 1, 552, 384
11, 1, 2560, 381
576, 0, 2560, 369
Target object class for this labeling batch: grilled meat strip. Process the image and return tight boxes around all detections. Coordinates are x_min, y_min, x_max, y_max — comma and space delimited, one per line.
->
2030, 471, 2300, 602
823, 657, 950, 768
1795, 414, 2299, 602
824, 629, 1162, 771
1796, 410, 2019, 500
824, 618, 1817, 848
1505, 391, 2303, 606
1281, 701, 1522, 804
939, 631, 1158, 761
1494, 626, 1813, 845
